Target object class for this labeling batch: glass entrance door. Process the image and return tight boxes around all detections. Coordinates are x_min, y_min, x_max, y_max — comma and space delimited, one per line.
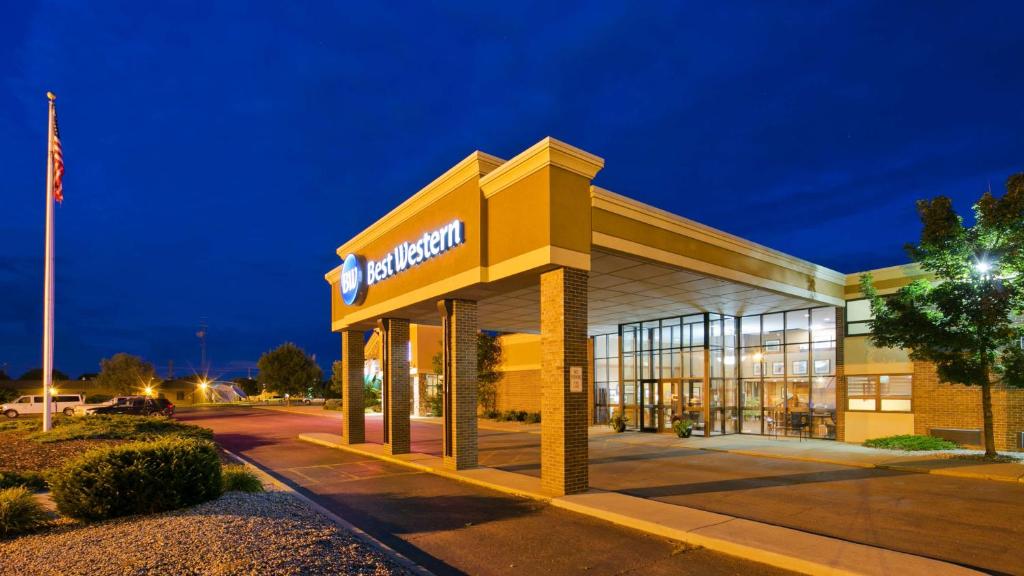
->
741, 379, 762, 433
639, 380, 660, 432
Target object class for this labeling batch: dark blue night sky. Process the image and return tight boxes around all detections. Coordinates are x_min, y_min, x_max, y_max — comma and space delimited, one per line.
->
2, 1, 1022, 378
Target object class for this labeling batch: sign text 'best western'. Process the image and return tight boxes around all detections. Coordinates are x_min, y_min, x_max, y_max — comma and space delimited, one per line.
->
340, 219, 465, 306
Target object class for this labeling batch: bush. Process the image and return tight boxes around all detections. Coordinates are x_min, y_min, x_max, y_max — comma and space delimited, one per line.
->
525, 412, 541, 424
50, 437, 222, 521
27, 415, 212, 444
481, 409, 500, 420
85, 394, 112, 404
609, 411, 629, 433
864, 434, 959, 451
323, 399, 342, 411
426, 393, 443, 417
0, 487, 49, 537
0, 471, 47, 492
221, 465, 264, 493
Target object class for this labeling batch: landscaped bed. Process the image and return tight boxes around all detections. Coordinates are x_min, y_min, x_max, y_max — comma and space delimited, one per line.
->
0, 490, 407, 576
864, 434, 959, 451
0, 415, 411, 574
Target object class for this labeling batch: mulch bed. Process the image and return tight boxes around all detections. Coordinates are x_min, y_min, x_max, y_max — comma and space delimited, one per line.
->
0, 431, 127, 474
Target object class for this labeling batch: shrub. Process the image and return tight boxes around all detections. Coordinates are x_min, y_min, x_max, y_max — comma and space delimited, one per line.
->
221, 465, 264, 493
0, 471, 47, 492
0, 487, 49, 537
609, 411, 629, 433
323, 399, 342, 411
481, 409, 500, 420
85, 394, 113, 404
426, 393, 443, 417
525, 412, 541, 424
864, 434, 959, 451
27, 414, 212, 444
50, 437, 222, 521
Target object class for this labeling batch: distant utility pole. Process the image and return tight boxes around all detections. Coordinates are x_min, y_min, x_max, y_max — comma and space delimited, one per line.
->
196, 319, 208, 375
167, 360, 174, 380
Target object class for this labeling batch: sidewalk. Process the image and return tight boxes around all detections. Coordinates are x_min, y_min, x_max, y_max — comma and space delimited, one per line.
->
263, 406, 1024, 483
299, 432, 981, 576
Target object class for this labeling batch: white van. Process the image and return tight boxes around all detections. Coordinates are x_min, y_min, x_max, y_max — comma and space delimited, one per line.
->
1, 394, 85, 418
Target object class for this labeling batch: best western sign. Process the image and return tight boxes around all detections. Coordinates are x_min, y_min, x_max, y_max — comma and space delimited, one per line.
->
340, 219, 465, 306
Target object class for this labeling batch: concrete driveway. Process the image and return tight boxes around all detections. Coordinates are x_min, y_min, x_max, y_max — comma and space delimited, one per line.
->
261, 406, 1021, 575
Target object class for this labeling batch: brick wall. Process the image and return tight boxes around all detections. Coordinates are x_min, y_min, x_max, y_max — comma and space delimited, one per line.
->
835, 307, 846, 442
540, 267, 589, 496
913, 362, 1024, 451
494, 369, 541, 413
441, 299, 479, 470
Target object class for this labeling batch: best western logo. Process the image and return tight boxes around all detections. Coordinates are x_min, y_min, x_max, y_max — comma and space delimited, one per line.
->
340, 219, 465, 307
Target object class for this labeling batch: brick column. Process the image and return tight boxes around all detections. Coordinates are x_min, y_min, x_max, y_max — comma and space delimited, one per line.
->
540, 267, 589, 496
835, 307, 846, 442
340, 329, 365, 445
438, 299, 478, 470
378, 318, 411, 455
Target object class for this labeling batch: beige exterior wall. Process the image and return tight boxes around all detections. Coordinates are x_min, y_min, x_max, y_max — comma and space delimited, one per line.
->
844, 412, 915, 443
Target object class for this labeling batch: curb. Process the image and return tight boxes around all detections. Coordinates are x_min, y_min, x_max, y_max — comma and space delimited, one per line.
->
298, 434, 550, 501
297, 434, 982, 576
220, 447, 434, 576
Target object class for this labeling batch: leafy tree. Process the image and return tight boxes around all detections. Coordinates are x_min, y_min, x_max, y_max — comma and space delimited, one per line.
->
329, 361, 344, 399
257, 343, 322, 402
94, 354, 157, 395
477, 332, 503, 413
861, 173, 1024, 457
233, 377, 261, 397
429, 335, 504, 413
17, 368, 70, 381
0, 370, 10, 381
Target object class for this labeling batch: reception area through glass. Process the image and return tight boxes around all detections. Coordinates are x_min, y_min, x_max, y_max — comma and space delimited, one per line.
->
598, 306, 838, 439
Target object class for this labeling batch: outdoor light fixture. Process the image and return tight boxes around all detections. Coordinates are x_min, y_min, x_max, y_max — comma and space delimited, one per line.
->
144, 386, 153, 396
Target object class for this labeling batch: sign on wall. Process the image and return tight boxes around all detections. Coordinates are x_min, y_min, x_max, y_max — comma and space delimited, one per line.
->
340, 219, 465, 307
570, 366, 583, 393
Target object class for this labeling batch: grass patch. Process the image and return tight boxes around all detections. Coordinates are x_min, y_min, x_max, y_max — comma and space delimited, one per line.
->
24, 415, 212, 444
221, 465, 264, 493
0, 487, 49, 538
864, 434, 959, 451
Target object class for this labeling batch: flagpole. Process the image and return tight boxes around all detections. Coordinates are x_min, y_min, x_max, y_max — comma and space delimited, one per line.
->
42, 91, 56, 432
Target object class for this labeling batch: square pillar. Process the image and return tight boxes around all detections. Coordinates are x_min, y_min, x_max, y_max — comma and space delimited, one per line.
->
340, 329, 365, 445
378, 318, 411, 455
540, 267, 589, 496
438, 299, 478, 470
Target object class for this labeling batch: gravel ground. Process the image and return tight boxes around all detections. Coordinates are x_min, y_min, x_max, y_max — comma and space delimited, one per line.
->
0, 430, 122, 473
0, 491, 410, 576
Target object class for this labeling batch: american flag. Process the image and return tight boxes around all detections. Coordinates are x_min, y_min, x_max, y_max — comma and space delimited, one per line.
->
52, 104, 64, 204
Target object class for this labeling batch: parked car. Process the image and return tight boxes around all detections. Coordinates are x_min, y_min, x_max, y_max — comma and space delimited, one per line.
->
2, 394, 85, 418
87, 396, 175, 416
300, 397, 325, 405
74, 395, 137, 416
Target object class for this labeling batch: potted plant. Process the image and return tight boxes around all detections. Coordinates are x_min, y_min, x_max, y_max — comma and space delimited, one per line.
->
671, 415, 694, 438
609, 411, 629, 433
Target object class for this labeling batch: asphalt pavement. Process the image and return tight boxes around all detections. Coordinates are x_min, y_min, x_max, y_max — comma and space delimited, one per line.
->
179, 407, 797, 576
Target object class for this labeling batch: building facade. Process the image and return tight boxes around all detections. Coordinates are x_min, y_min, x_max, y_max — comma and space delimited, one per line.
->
328, 136, 1022, 492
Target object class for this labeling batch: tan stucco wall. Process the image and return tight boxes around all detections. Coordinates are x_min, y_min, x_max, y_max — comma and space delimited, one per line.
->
844, 412, 915, 443
410, 325, 442, 374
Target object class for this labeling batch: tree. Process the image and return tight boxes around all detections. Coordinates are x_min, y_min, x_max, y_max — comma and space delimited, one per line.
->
233, 377, 261, 397
429, 335, 504, 414
257, 343, 322, 402
17, 368, 70, 381
861, 173, 1024, 457
94, 354, 157, 395
0, 370, 9, 381
477, 332, 503, 413
329, 361, 344, 399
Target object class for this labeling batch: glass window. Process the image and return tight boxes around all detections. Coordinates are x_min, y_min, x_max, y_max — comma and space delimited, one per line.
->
740, 315, 761, 347
785, 310, 810, 343
846, 299, 873, 335
846, 374, 912, 411
811, 308, 836, 342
